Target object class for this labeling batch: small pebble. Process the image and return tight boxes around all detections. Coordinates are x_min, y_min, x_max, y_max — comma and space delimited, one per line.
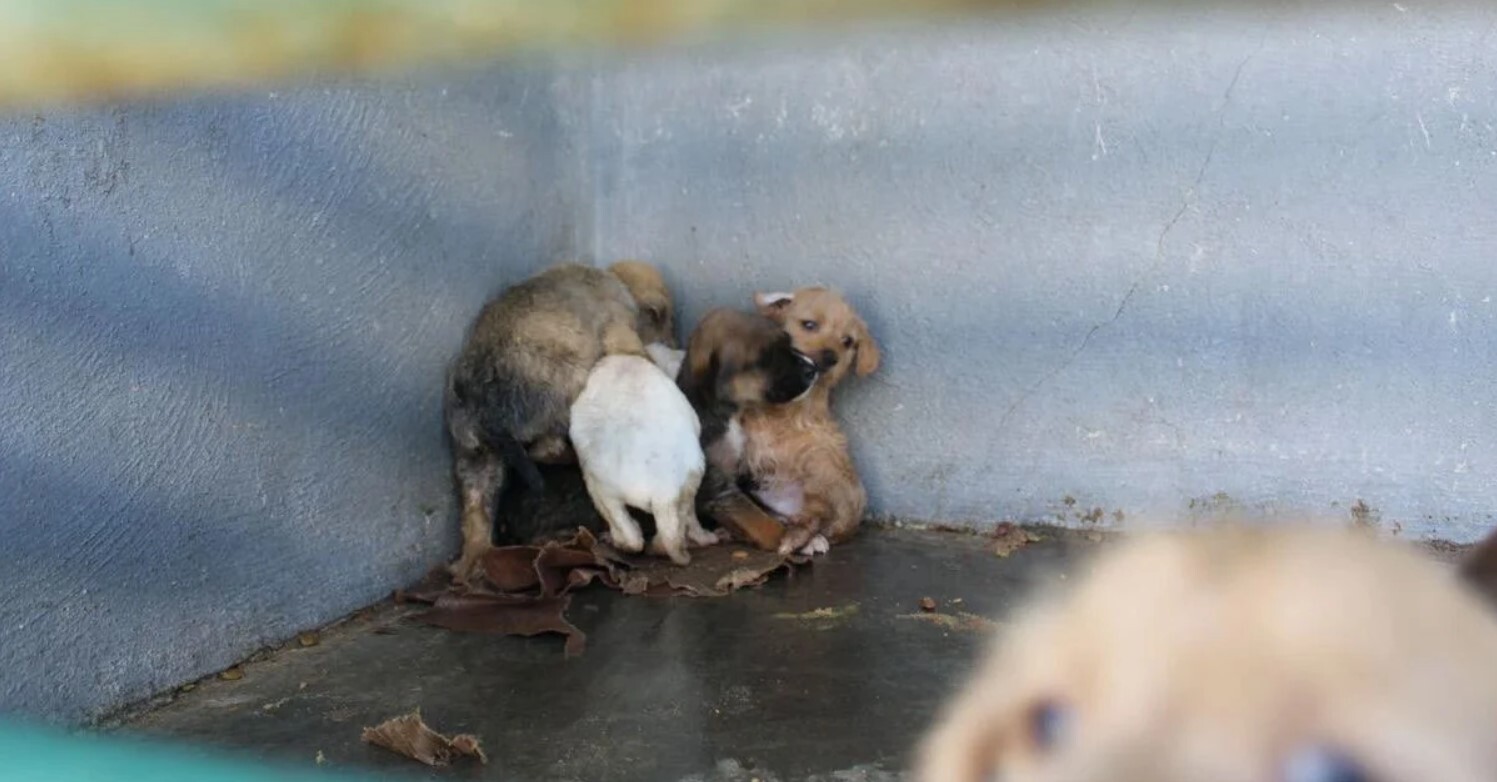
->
732, 550, 750, 561
919, 597, 937, 612
219, 668, 244, 681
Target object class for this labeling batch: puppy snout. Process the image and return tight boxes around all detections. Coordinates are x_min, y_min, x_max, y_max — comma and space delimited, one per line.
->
797, 353, 820, 385
817, 349, 839, 370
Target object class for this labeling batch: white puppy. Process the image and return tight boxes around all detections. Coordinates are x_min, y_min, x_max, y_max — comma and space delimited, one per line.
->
569, 354, 717, 565
645, 342, 685, 380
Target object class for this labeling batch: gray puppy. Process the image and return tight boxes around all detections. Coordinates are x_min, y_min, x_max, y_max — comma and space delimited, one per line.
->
444, 261, 674, 582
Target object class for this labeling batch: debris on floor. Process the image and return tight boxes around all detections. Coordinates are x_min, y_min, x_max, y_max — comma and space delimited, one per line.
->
992, 522, 1042, 558
919, 596, 937, 612
361, 710, 488, 767
401, 528, 808, 656
897, 611, 1000, 633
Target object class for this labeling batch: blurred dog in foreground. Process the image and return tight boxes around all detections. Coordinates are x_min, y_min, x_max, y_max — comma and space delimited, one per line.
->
918, 525, 1497, 782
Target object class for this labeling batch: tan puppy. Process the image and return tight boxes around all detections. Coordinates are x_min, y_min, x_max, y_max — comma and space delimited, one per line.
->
608, 260, 677, 348
917, 525, 1497, 782
738, 287, 881, 555
445, 262, 665, 582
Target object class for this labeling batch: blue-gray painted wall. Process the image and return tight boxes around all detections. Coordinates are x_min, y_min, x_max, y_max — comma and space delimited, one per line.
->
6, 5, 1497, 723
0, 65, 587, 722
591, 6, 1497, 542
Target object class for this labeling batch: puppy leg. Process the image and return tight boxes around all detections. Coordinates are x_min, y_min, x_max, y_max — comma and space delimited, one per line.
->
527, 433, 576, 465
778, 496, 833, 557
648, 496, 692, 566
451, 452, 503, 583
583, 477, 645, 553
680, 483, 720, 548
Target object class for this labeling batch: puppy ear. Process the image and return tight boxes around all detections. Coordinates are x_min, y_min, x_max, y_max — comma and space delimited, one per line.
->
1458, 527, 1497, 610
854, 323, 882, 376
754, 291, 795, 318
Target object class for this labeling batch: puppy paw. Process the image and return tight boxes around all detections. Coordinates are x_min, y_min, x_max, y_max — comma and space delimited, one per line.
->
601, 529, 646, 554
448, 545, 491, 587
648, 537, 692, 566
777, 526, 817, 557
797, 534, 830, 557
688, 528, 722, 547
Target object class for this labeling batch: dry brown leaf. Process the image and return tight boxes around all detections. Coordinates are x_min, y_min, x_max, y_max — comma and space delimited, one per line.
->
412, 593, 585, 658
993, 522, 1041, 558
361, 711, 487, 767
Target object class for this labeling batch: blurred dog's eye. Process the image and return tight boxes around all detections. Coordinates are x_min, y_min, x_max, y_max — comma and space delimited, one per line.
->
801, 320, 819, 332
1027, 699, 1071, 752
1283, 746, 1370, 782
841, 335, 855, 349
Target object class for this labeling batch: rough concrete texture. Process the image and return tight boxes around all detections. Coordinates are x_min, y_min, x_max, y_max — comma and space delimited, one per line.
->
589, 6, 1497, 542
125, 529, 1089, 782
0, 64, 589, 722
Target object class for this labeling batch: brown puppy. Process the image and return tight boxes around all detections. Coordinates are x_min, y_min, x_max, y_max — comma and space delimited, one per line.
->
917, 525, 1497, 782
608, 260, 677, 348
738, 287, 881, 555
444, 262, 653, 582
676, 308, 818, 549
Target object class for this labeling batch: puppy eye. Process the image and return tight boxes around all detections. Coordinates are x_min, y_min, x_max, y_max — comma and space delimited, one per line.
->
841, 335, 855, 349
1283, 746, 1371, 782
1027, 699, 1072, 752
800, 319, 819, 332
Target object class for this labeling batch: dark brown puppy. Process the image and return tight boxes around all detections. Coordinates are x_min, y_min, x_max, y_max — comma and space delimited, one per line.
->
676, 309, 818, 549
444, 262, 650, 582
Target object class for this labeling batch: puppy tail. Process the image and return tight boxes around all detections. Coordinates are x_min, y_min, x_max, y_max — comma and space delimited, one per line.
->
492, 430, 545, 492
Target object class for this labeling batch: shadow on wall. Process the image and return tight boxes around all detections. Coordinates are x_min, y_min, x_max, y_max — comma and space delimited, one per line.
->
0, 63, 583, 722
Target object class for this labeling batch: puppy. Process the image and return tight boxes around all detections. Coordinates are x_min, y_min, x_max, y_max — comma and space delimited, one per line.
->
738, 287, 881, 555
608, 260, 678, 348
676, 308, 819, 549
444, 262, 653, 581
917, 525, 1497, 782
569, 354, 717, 565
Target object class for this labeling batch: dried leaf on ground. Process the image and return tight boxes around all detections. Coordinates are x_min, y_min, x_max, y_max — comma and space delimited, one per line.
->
993, 522, 1042, 558
361, 711, 487, 767
412, 593, 586, 658
406, 528, 807, 655
218, 667, 244, 681
898, 612, 1000, 633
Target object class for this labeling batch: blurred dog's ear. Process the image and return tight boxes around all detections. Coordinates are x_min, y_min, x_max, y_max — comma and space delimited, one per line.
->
1458, 527, 1497, 610
679, 335, 716, 404
754, 291, 794, 320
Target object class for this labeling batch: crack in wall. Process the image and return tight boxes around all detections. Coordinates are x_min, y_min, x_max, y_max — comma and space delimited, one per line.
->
989, 41, 1263, 442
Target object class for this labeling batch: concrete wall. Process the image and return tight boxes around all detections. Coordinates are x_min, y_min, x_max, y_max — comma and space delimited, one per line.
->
590, 5, 1497, 543
0, 65, 587, 722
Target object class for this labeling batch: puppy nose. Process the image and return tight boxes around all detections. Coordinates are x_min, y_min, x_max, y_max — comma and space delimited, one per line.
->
797, 354, 819, 384
818, 350, 839, 369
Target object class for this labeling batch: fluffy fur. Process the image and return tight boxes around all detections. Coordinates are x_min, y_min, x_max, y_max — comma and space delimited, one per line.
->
569, 355, 715, 565
608, 260, 678, 348
739, 287, 881, 555
676, 308, 818, 549
444, 261, 668, 582
917, 525, 1497, 782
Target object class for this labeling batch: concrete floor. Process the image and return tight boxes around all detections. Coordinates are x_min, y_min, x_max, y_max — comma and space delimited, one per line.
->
119, 528, 1100, 781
